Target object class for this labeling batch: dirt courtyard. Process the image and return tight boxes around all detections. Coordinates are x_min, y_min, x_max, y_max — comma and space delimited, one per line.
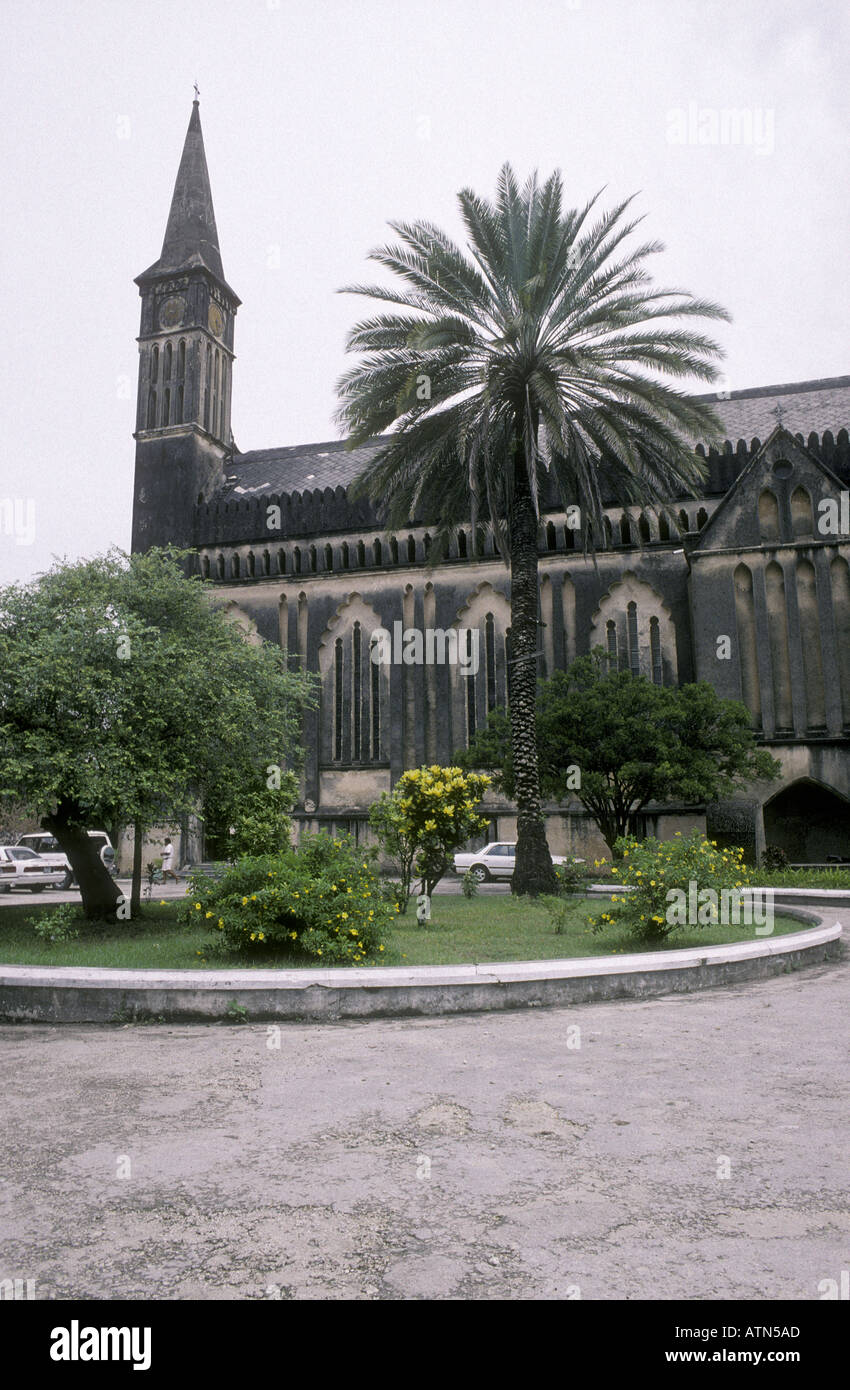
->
1, 950, 847, 1301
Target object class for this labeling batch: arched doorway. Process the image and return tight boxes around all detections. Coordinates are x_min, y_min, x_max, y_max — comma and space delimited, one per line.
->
763, 779, 850, 862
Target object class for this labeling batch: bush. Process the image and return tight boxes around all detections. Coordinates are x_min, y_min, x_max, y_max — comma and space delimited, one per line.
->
587, 830, 752, 943
538, 894, 574, 935
28, 902, 81, 944
182, 833, 396, 963
370, 766, 491, 904
552, 860, 586, 895
461, 870, 478, 899
760, 844, 788, 871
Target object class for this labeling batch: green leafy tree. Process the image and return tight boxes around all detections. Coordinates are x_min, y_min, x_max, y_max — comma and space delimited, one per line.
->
370, 766, 491, 904
0, 549, 313, 919
207, 777, 299, 861
368, 790, 417, 911
461, 651, 780, 857
336, 165, 729, 893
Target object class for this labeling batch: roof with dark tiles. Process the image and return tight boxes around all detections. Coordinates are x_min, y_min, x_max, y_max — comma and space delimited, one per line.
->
216, 375, 850, 504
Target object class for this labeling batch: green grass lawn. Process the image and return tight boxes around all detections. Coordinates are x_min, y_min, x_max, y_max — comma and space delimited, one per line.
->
0, 894, 814, 970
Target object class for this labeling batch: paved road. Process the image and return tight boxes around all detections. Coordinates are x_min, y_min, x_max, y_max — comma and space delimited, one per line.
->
0, 876, 510, 908
1, 946, 847, 1301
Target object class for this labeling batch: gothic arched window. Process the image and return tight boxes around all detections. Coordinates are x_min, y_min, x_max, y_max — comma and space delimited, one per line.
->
650, 617, 663, 685
485, 613, 497, 711
334, 639, 344, 761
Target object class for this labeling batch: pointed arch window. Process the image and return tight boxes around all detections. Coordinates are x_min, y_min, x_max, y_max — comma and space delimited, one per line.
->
334, 639, 344, 761
606, 619, 618, 671
324, 544, 333, 571
203, 344, 212, 431
352, 622, 362, 760
485, 613, 497, 711
371, 655, 381, 758
627, 602, 640, 674
466, 630, 477, 742
176, 340, 186, 423
457, 530, 468, 559
649, 617, 663, 685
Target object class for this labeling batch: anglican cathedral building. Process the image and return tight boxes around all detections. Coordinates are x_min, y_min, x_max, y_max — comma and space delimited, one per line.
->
130, 101, 850, 865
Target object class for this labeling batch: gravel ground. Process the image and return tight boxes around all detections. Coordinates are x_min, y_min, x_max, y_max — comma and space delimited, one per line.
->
0, 938, 847, 1302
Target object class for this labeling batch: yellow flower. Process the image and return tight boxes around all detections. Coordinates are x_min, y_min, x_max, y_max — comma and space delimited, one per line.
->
242, 896, 248, 905
205, 911, 214, 918
195, 902, 202, 910
258, 932, 265, 941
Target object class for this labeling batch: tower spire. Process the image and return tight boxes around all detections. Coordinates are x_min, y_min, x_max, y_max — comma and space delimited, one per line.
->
143, 99, 224, 283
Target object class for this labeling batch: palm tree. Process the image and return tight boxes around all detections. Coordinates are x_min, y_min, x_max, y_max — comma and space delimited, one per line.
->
335, 165, 729, 895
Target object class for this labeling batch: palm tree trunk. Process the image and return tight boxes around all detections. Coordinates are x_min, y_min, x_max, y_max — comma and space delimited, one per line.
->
508, 452, 558, 896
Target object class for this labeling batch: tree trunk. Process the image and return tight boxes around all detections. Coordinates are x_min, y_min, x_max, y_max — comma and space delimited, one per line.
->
42, 800, 122, 922
131, 818, 144, 917
507, 450, 558, 897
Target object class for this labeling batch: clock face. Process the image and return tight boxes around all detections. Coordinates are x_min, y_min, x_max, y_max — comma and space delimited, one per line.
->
208, 302, 225, 337
159, 295, 185, 329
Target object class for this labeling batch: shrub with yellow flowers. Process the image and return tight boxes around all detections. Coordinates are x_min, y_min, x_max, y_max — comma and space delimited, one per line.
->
181, 834, 394, 963
370, 765, 491, 907
587, 829, 752, 942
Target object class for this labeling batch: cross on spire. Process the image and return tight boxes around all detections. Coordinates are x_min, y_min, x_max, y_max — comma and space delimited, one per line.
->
193, 81, 200, 101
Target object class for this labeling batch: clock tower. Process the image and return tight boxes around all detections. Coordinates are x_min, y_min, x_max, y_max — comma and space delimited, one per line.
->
132, 98, 240, 553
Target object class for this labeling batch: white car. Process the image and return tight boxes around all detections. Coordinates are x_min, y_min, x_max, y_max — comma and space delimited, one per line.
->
0, 845, 69, 892
453, 841, 571, 883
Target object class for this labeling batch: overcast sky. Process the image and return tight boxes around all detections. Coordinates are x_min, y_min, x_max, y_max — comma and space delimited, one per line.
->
1, 0, 847, 584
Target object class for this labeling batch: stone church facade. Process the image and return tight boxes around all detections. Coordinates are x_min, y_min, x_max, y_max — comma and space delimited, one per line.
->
130, 101, 850, 865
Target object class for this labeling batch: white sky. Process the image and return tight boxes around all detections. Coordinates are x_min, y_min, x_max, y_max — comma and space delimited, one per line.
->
0, 0, 847, 583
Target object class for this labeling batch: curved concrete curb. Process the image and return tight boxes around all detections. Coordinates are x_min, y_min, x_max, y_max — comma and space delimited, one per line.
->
0, 916, 841, 1024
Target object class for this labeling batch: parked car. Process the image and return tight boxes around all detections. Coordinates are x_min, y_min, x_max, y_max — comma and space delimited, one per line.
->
452, 840, 572, 883
15, 831, 117, 889
0, 845, 68, 892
